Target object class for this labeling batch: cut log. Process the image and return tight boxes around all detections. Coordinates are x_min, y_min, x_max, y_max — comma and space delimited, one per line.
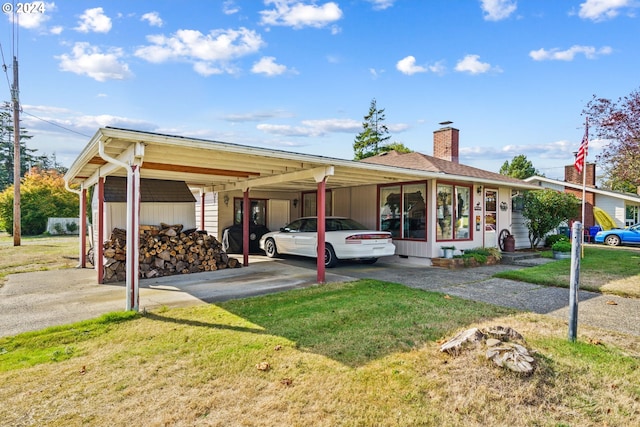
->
101, 224, 240, 283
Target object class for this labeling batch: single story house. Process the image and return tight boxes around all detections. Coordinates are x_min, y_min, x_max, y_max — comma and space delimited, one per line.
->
64, 126, 536, 310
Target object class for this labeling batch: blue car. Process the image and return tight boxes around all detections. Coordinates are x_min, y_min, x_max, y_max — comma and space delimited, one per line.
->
594, 223, 640, 246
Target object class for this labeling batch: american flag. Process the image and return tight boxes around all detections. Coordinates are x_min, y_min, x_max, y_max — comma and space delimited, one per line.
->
574, 118, 588, 174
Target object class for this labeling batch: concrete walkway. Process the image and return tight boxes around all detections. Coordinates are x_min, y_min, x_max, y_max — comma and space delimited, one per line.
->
1, 255, 638, 338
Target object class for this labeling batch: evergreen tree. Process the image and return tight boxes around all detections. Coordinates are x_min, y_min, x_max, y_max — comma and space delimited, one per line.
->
499, 154, 540, 179
353, 99, 391, 160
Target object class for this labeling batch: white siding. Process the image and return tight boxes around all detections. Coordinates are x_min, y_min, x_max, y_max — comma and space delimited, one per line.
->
195, 192, 219, 235
349, 185, 377, 229
595, 194, 626, 228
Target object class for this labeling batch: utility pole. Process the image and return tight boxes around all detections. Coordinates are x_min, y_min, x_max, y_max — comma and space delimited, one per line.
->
12, 55, 20, 246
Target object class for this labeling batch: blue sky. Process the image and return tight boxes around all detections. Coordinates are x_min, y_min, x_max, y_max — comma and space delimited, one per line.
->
1, 0, 639, 180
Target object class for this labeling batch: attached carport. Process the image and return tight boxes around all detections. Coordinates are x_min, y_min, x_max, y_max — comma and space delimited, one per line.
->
65, 127, 440, 311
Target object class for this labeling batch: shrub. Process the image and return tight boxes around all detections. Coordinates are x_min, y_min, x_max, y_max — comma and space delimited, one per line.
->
0, 168, 79, 235
545, 234, 569, 248
551, 240, 572, 253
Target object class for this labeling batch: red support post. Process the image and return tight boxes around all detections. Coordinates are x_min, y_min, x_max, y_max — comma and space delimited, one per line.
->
317, 179, 326, 284
243, 189, 250, 267
80, 187, 87, 268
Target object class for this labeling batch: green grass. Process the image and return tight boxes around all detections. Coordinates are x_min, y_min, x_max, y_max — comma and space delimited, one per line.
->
219, 279, 516, 366
0, 311, 138, 372
495, 246, 640, 297
1, 281, 638, 426
0, 232, 80, 285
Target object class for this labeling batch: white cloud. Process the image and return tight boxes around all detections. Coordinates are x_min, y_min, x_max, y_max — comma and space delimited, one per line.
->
396, 56, 427, 75
258, 118, 361, 137
223, 1, 240, 15
141, 11, 163, 27
135, 27, 264, 75
480, 0, 517, 21
9, 1, 55, 29
260, 0, 343, 29
50, 26, 63, 35
454, 54, 500, 74
578, 0, 633, 21
75, 7, 112, 33
529, 45, 613, 61
251, 56, 292, 76
367, 0, 396, 11
57, 42, 133, 82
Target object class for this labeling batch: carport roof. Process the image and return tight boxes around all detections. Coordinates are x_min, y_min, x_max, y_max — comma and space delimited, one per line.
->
65, 127, 537, 192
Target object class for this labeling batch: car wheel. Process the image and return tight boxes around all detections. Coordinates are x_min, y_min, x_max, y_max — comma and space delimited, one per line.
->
324, 244, 338, 268
604, 235, 621, 246
264, 238, 278, 258
360, 258, 378, 265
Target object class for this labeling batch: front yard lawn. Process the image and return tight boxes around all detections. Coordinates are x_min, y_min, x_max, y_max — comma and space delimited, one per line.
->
495, 246, 640, 298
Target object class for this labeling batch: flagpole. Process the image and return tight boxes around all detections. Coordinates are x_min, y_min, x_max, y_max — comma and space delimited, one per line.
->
580, 117, 588, 258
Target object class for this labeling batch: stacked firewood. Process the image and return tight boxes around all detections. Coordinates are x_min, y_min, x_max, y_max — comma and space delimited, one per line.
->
102, 223, 240, 283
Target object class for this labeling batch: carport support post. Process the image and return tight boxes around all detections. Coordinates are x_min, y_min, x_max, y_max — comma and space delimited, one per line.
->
126, 165, 141, 311
568, 221, 582, 342
316, 178, 327, 284
243, 189, 250, 267
79, 187, 87, 268
97, 177, 105, 284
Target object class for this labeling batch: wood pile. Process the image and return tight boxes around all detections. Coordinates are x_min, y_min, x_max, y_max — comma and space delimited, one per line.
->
102, 223, 240, 283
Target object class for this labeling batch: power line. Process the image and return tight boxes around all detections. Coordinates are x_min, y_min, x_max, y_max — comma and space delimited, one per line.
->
21, 109, 93, 138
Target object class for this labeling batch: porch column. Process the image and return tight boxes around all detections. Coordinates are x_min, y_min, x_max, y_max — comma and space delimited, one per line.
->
97, 177, 105, 284
79, 187, 87, 268
126, 165, 141, 312
243, 189, 250, 267
316, 178, 327, 284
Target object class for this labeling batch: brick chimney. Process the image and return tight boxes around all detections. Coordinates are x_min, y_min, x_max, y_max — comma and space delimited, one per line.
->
564, 163, 596, 187
433, 126, 459, 163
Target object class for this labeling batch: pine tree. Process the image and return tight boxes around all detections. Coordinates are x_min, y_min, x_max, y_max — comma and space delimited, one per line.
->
353, 99, 391, 160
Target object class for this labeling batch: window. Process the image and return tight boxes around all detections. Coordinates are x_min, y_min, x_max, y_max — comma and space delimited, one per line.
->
484, 190, 497, 232
380, 183, 426, 239
436, 183, 471, 241
234, 199, 267, 226
302, 191, 332, 217
626, 205, 639, 227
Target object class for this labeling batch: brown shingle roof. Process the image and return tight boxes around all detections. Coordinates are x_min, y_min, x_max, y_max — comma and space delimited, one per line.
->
360, 151, 527, 185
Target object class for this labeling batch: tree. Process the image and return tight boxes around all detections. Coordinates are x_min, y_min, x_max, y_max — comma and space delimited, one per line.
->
499, 154, 540, 179
0, 168, 78, 235
521, 189, 581, 248
380, 141, 412, 154
353, 98, 391, 160
0, 110, 43, 191
583, 87, 640, 189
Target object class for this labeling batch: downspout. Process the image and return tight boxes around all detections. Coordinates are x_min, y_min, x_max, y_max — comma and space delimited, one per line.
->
64, 180, 86, 268
98, 140, 143, 311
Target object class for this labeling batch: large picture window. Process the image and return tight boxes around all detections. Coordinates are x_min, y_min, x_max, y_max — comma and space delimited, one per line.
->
380, 183, 426, 239
436, 183, 471, 241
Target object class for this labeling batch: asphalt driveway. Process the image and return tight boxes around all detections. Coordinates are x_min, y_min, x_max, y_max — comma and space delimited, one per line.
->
1, 255, 639, 338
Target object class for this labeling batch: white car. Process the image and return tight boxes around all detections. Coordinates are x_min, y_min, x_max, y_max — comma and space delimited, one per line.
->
259, 216, 396, 267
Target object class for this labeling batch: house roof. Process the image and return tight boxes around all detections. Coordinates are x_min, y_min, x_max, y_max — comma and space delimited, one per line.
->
361, 150, 532, 187
65, 127, 537, 192
525, 175, 640, 204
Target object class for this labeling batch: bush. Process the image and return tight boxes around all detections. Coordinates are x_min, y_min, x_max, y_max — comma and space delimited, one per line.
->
0, 168, 78, 235
545, 234, 569, 248
551, 240, 572, 252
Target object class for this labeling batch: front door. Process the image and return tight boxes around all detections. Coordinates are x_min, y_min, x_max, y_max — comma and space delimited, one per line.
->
484, 189, 498, 248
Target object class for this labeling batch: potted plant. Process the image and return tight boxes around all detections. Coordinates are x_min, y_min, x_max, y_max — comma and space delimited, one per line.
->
551, 240, 571, 259
441, 245, 456, 259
